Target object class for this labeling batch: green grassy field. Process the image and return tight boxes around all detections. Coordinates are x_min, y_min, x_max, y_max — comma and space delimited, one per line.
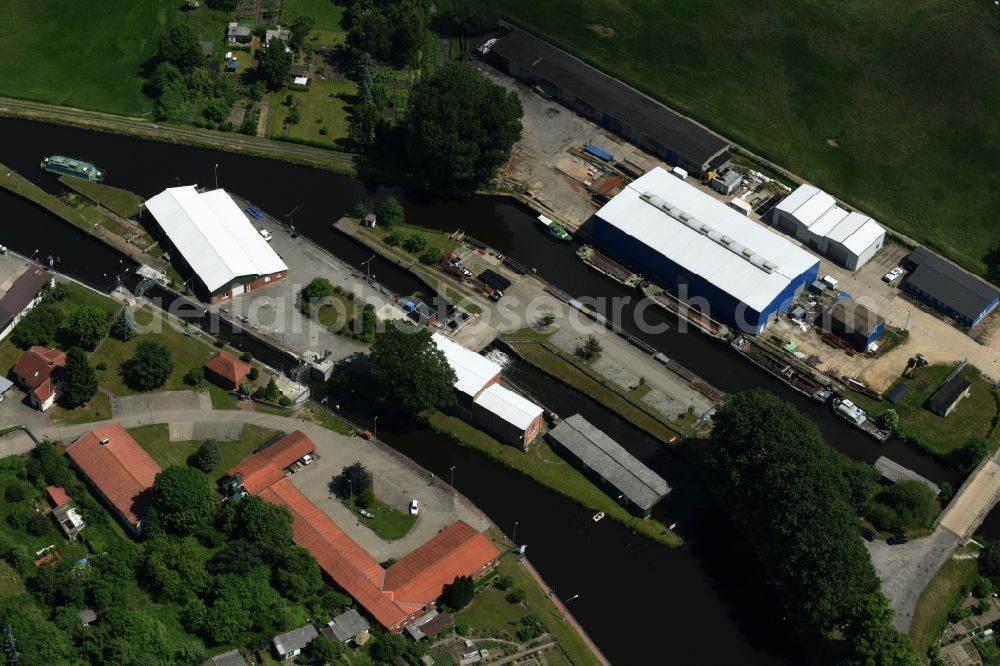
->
58, 177, 143, 219
848, 363, 997, 455
268, 77, 357, 148
345, 496, 416, 541
499, 1, 1000, 275
282, 0, 346, 32
0, 1, 173, 115
909, 545, 979, 657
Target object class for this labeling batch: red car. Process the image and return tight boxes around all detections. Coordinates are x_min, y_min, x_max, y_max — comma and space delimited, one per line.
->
359, 430, 374, 441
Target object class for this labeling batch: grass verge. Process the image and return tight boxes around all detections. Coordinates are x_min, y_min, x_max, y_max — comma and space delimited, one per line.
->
909, 546, 979, 658
47, 391, 112, 426
457, 535, 601, 666
58, 177, 143, 218
346, 496, 416, 541
427, 411, 680, 548
297, 403, 355, 436
501, 337, 681, 443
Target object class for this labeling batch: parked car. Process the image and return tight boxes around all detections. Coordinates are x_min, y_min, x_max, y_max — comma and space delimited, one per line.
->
302, 454, 314, 465
860, 527, 876, 542
358, 508, 374, 519
409, 499, 419, 516
258, 227, 272, 242
883, 266, 904, 284
887, 534, 908, 545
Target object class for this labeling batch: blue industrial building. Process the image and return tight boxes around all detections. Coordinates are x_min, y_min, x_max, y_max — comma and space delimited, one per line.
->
592, 168, 819, 335
902, 247, 1000, 328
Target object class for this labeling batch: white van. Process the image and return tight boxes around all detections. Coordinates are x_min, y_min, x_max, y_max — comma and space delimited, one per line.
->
821, 275, 839, 290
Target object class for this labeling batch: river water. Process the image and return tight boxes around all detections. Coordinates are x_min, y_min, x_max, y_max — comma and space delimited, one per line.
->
0, 116, 986, 662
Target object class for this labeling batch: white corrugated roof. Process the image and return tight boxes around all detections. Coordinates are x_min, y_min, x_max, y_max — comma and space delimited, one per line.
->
834, 216, 885, 255
145, 187, 287, 293
777, 185, 884, 257
473, 384, 543, 430
808, 206, 849, 237
431, 333, 501, 398
595, 167, 819, 312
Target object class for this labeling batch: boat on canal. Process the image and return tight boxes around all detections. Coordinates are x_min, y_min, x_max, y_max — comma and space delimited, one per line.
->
731, 335, 833, 403
831, 396, 891, 442
40, 155, 104, 182
537, 214, 573, 241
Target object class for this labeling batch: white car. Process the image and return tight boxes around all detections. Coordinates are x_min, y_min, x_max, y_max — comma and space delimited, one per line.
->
358, 508, 374, 519
883, 266, 904, 284
409, 499, 419, 516
302, 454, 314, 465
258, 227, 272, 242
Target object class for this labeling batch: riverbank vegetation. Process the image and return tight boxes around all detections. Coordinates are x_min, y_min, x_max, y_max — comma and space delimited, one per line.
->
497, 0, 1000, 279
427, 412, 681, 548
686, 389, 917, 664
909, 545, 980, 659
848, 362, 999, 465
57, 177, 143, 219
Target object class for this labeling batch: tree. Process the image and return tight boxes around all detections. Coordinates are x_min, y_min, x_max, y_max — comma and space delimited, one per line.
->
26, 512, 49, 536
707, 389, 881, 635
206, 0, 238, 9
582, 334, 603, 359
974, 577, 994, 599
953, 436, 992, 472
402, 63, 522, 191
289, 15, 316, 52
183, 367, 204, 386
263, 377, 281, 402
370, 631, 408, 664
234, 496, 293, 559
3, 624, 19, 666
255, 38, 294, 91
274, 546, 322, 600
10, 304, 62, 348
536, 313, 556, 328
189, 440, 221, 472
349, 102, 382, 148
867, 480, 939, 532
4, 486, 24, 503
206, 540, 267, 576
439, 0, 498, 35
841, 593, 919, 665
27, 440, 71, 487
403, 233, 426, 253
302, 277, 334, 301
160, 24, 202, 73
440, 575, 474, 611
68, 305, 110, 350
61, 347, 98, 408
303, 635, 344, 664
878, 408, 899, 431
421, 247, 443, 265
337, 461, 372, 499
125, 340, 173, 391
370, 322, 457, 414
380, 197, 404, 228
984, 542, 1000, 578
360, 304, 377, 343
150, 466, 216, 536
111, 306, 138, 341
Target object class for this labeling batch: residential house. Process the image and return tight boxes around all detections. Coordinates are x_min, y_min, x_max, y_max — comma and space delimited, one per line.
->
204, 351, 251, 390
46, 485, 85, 540
13, 346, 66, 411
227, 22, 252, 43
322, 608, 370, 645
0, 266, 52, 341
211, 649, 248, 666
272, 623, 318, 659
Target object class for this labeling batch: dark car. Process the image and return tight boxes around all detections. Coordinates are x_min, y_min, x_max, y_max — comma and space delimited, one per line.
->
887, 534, 909, 546
860, 528, 876, 542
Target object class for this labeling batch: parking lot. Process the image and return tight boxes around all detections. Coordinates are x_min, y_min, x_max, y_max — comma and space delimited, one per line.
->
286, 434, 489, 562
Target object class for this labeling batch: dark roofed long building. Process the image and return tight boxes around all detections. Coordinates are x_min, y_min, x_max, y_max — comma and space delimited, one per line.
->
927, 374, 972, 417
0, 266, 51, 340
822, 299, 885, 351
547, 414, 670, 516
902, 247, 1000, 327
483, 30, 730, 175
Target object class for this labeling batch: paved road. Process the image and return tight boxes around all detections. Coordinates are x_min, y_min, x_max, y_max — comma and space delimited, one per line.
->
0, 97, 356, 172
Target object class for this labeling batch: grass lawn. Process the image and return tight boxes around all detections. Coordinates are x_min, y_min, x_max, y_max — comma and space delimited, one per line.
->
47, 391, 112, 426
268, 77, 357, 148
456, 549, 601, 666
427, 411, 680, 548
282, 0, 346, 33
498, 1, 1000, 277
128, 422, 281, 484
909, 546, 979, 657
347, 496, 416, 541
297, 403, 354, 436
58, 177, 143, 219
503, 336, 680, 443
204, 381, 239, 410
848, 363, 998, 456
91, 307, 218, 397
0, 1, 173, 115
317, 292, 356, 329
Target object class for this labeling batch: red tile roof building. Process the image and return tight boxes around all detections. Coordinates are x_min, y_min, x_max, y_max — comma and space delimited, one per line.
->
247, 460, 498, 630
46, 485, 71, 508
226, 431, 316, 495
204, 351, 252, 390
66, 424, 162, 535
13, 346, 66, 411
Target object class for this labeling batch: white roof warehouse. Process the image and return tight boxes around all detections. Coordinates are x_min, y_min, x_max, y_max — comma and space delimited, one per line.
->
432, 334, 543, 448
593, 167, 820, 334
145, 186, 288, 303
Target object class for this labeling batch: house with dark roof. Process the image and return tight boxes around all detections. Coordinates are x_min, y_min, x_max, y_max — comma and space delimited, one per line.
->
902, 247, 1000, 327
322, 608, 370, 644
547, 414, 671, 517
483, 30, 730, 175
224, 430, 315, 495
927, 374, 972, 417
0, 267, 52, 341
211, 649, 248, 666
227, 21, 252, 43
66, 424, 162, 535
821, 299, 885, 351
204, 350, 251, 390
273, 623, 318, 660
13, 346, 66, 411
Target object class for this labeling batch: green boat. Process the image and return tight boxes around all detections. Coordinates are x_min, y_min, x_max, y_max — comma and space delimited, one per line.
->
537, 214, 573, 241
40, 155, 104, 182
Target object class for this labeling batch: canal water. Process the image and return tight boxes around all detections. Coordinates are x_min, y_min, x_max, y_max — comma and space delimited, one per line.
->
0, 115, 985, 660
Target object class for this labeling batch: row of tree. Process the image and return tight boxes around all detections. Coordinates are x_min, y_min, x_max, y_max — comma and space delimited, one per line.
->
700, 389, 918, 664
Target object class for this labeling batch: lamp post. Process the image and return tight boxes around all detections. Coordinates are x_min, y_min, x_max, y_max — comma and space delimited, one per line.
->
566, 594, 580, 603
513, 520, 519, 546
214, 163, 219, 190
361, 254, 376, 281
904, 310, 911, 331
449, 465, 456, 487
373, 415, 378, 441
